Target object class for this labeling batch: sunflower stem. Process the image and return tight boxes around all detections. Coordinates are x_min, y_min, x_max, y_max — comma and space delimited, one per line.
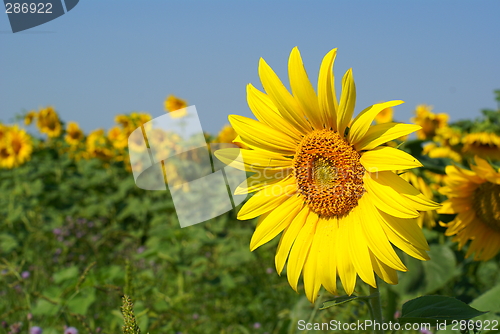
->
369, 284, 384, 334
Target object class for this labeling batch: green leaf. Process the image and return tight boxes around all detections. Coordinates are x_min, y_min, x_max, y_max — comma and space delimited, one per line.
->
468, 284, 500, 332
421, 244, 458, 294
320, 295, 360, 310
399, 295, 487, 326
0, 233, 18, 253
53, 266, 79, 284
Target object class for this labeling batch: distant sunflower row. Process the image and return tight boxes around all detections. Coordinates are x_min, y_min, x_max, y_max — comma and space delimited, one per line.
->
0, 95, 241, 170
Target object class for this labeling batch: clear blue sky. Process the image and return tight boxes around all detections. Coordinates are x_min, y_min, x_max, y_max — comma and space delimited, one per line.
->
1, 1, 499, 135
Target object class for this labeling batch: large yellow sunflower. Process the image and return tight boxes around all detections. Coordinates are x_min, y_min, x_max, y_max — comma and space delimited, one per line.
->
438, 156, 500, 261
215, 48, 439, 302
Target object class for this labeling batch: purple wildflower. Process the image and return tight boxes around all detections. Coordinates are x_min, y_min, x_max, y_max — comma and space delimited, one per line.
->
30, 326, 43, 334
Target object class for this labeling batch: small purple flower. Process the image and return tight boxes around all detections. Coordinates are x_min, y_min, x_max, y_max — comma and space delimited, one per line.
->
192, 313, 199, 320
53, 228, 62, 235
393, 310, 401, 319
30, 326, 43, 334
21, 271, 30, 279
253, 322, 261, 329
419, 330, 432, 334
266, 268, 273, 274
64, 327, 78, 334
137, 246, 146, 254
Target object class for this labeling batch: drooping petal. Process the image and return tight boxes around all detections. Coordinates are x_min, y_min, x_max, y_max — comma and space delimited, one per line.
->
336, 215, 357, 295
303, 226, 323, 302
317, 48, 338, 131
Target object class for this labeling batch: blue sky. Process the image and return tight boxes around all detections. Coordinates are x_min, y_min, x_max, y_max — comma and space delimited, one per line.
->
1, 1, 499, 135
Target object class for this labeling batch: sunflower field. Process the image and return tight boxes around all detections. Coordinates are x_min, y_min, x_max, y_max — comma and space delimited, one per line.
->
1, 51, 500, 334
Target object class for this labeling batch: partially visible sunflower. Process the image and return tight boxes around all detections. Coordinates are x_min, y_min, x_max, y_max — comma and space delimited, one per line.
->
215, 124, 248, 149
164, 95, 188, 118
0, 125, 33, 169
65, 122, 84, 146
422, 143, 463, 163
86, 129, 113, 160
438, 157, 500, 261
37, 106, 62, 138
400, 170, 437, 228
462, 132, 500, 161
24, 110, 37, 125
108, 126, 128, 150
374, 106, 393, 124
216, 47, 439, 302
411, 105, 448, 140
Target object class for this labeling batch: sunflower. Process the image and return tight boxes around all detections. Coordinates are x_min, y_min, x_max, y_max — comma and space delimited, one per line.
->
422, 143, 463, 163
36, 106, 62, 138
164, 95, 188, 118
400, 170, 438, 228
215, 124, 248, 149
0, 125, 33, 169
86, 129, 113, 160
65, 122, 84, 146
374, 106, 393, 124
438, 156, 500, 261
411, 105, 449, 140
215, 47, 439, 302
108, 126, 128, 150
462, 132, 500, 161
24, 110, 37, 125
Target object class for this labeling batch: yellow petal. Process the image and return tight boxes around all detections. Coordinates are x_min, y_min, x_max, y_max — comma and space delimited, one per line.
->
378, 209, 430, 251
237, 177, 297, 220
355, 123, 421, 151
287, 210, 318, 291
369, 250, 398, 285
316, 217, 338, 295
375, 171, 441, 211
348, 209, 376, 287
317, 48, 338, 131
359, 197, 407, 271
247, 84, 303, 141
360, 147, 423, 172
250, 195, 304, 251
336, 216, 357, 295
336, 68, 356, 137
275, 206, 309, 274
229, 115, 296, 154
215, 147, 293, 172
259, 58, 311, 134
288, 47, 322, 130
235, 170, 292, 195
303, 227, 322, 303
364, 177, 420, 218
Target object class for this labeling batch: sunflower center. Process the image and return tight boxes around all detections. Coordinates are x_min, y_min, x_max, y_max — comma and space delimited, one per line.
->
473, 182, 500, 233
293, 129, 365, 217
